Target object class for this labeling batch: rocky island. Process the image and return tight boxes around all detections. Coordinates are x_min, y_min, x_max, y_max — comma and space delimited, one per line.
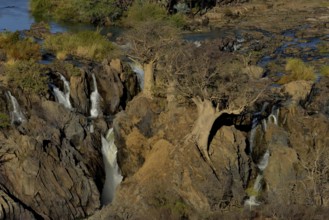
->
0, 0, 328, 219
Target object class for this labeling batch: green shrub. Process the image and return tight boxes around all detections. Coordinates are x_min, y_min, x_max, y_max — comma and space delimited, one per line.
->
123, 0, 187, 28
168, 13, 187, 28
6, 60, 48, 95
0, 32, 41, 62
44, 30, 118, 61
123, 1, 167, 26
30, 0, 123, 24
278, 58, 316, 84
0, 113, 10, 128
30, 0, 52, 16
320, 65, 329, 77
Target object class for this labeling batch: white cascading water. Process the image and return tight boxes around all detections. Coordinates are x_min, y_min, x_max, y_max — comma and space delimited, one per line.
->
249, 117, 258, 154
53, 74, 73, 110
128, 61, 144, 90
89, 124, 94, 133
257, 149, 270, 171
245, 149, 271, 207
245, 107, 279, 207
7, 91, 26, 125
90, 73, 101, 118
101, 128, 123, 205
249, 103, 269, 154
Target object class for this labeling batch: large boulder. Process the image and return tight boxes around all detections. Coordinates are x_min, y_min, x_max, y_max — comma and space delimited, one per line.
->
113, 95, 158, 177
303, 77, 329, 116
209, 126, 250, 207
70, 72, 90, 114
92, 60, 124, 115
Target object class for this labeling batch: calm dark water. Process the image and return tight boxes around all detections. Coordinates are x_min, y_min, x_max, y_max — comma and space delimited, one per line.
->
0, 0, 70, 32
0, 0, 115, 34
0, 0, 35, 31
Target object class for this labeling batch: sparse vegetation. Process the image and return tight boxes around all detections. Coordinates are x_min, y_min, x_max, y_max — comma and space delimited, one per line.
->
43, 30, 118, 61
5, 60, 48, 95
278, 58, 316, 84
49, 61, 82, 77
318, 42, 329, 54
0, 113, 10, 128
0, 32, 41, 62
320, 66, 329, 77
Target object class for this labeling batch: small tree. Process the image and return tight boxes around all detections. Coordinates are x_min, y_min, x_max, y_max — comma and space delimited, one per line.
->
124, 19, 179, 97
159, 41, 267, 171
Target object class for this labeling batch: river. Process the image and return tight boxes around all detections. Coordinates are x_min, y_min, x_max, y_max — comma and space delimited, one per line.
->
0, 0, 117, 34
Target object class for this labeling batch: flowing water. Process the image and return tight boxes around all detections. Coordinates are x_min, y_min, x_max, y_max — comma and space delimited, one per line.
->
245, 106, 280, 207
258, 28, 329, 68
90, 74, 101, 118
101, 128, 123, 205
128, 61, 144, 90
52, 74, 73, 110
0, 0, 120, 35
7, 91, 26, 125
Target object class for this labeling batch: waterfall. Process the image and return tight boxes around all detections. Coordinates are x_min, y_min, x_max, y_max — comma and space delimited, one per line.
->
249, 117, 258, 153
89, 124, 94, 133
245, 150, 270, 207
245, 106, 280, 207
249, 103, 269, 154
268, 107, 279, 126
90, 73, 101, 118
52, 74, 72, 110
101, 128, 123, 205
245, 174, 263, 207
128, 61, 144, 89
257, 149, 270, 171
7, 91, 26, 125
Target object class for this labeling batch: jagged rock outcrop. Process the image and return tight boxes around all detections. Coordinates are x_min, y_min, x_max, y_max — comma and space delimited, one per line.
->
0, 185, 36, 220
0, 91, 106, 219
92, 60, 124, 115
209, 126, 251, 207
70, 72, 90, 114
303, 77, 329, 116
113, 95, 159, 177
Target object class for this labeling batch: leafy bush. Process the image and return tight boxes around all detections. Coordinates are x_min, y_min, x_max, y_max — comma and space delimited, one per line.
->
30, 0, 125, 24
44, 30, 118, 61
168, 13, 187, 29
0, 113, 10, 128
123, 0, 187, 28
5, 60, 48, 95
278, 58, 316, 84
0, 32, 41, 62
124, 1, 167, 26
